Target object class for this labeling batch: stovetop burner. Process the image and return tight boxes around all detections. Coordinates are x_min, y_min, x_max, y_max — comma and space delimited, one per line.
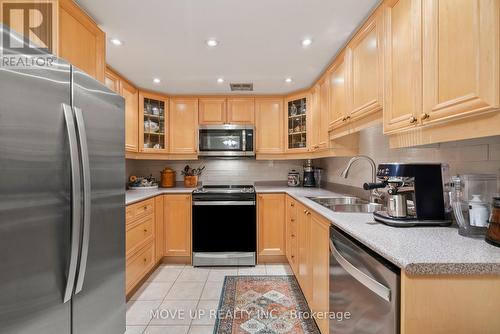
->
193, 184, 255, 194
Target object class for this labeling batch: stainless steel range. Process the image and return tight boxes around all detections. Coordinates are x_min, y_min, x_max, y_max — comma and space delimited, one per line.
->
192, 184, 256, 266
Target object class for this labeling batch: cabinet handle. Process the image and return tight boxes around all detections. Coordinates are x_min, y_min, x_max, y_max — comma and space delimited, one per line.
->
306, 211, 311, 215
421, 113, 430, 121
346, 115, 351, 120
291, 203, 295, 207
291, 218, 295, 222
409, 116, 417, 124
342, 117, 347, 122
303, 209, 307, 213
143, 258, 147, 263
144, 229, 148, 233
291, 255, 295, 259
291, 234, 295, 238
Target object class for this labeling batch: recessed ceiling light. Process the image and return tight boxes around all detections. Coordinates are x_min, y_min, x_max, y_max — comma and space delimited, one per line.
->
301, 38, 313, 47
206, 39, 219, 47
153, 78, 161, 84
217, 77, 224, 83
110, 38, 123, 46
285, 77, 293, 83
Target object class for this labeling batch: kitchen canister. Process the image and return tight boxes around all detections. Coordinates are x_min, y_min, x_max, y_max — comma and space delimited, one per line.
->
485, 197, 500, 247
160, 168, 176, 188
287, 170, 301, 187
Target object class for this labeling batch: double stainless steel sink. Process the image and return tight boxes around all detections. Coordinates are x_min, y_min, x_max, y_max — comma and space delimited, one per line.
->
307, 196, 382, 213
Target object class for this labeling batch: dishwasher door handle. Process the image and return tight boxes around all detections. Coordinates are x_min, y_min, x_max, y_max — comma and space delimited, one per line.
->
330, 239, 391, 302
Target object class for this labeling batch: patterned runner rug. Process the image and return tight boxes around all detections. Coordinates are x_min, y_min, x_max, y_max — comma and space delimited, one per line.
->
214, 275, 320, 334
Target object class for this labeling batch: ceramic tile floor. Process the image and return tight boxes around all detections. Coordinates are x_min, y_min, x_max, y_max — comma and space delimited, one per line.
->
126, 263, 293, 334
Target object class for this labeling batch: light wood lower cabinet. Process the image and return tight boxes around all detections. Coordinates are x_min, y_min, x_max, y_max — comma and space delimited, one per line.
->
164, 194, 192, 259
401, 272, 500, 334
154, 196, 164, 263
257, 193, 286, 262
126, 194, 192, 295
125, 241, 155, 294
285, 195, 329, 334
285, 196, 299, 273
308, 213, 330, 334
296, 202, 311, 300
125, 198, 156, 295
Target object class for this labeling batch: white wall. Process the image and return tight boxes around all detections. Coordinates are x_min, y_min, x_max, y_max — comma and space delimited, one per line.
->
319, 124, 500, 188
126, 159, 302, 184
127, 124, 500, 188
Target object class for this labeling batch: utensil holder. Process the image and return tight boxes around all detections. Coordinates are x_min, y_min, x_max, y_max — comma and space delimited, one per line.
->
184, 175, 198, 188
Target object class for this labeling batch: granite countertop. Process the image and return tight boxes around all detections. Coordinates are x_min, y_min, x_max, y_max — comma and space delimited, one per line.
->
125, 184, 500, 275
255, 185, 500, 276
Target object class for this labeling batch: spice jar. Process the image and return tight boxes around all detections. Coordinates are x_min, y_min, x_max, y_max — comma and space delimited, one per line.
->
485, 197, 500, 247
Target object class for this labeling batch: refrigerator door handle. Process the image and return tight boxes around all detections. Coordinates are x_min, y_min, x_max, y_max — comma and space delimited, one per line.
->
330, 239, 391, 302
73, 106, 91, 294
62, 103, 82, 303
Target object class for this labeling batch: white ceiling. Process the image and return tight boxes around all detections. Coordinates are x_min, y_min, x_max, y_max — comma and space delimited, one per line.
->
77, 0, 379, 95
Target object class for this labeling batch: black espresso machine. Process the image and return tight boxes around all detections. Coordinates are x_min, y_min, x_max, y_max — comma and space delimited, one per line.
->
364, 163, 452, 227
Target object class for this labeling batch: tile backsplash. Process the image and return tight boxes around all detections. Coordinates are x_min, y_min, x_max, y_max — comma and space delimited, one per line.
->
127, 124, 500, 188
318, 124, 500, 188
126, 159, 302, 184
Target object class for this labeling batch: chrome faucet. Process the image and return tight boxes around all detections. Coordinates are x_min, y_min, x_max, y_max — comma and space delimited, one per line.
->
340, 155, 383, 204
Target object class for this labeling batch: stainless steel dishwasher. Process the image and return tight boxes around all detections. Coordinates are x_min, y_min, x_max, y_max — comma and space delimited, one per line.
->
329, 227, 399, 334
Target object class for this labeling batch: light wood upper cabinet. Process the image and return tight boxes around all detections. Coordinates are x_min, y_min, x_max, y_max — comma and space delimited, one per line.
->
164, 194, 192, 257
383, 0, 422, 133
422, 0, 499, 124
198, 98, 226, 125
257, 194, 286, 260
58, 0, 105, 83
308, 85, 320, 151
309, 78, 329, 152
227, 98, 255, 124
139, 92, 168, 153
285, 94, 309, 152
318, 77, 330, 149
105, 67, 139, 153
329, 55, 348, 131
104, 68, 121, 94
169, 98, 198, 154
255, 98, 284, 154
122, 81, 139, 153
346, 10, 384, 121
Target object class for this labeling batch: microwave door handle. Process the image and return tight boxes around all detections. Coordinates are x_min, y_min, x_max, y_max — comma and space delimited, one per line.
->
329, 239, 391, 302
242, 129, 246, 152
73, 107, 91, 294
62, 104, 82, 303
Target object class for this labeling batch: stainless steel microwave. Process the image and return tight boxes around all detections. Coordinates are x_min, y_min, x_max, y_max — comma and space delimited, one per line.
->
198, 125, 255, 157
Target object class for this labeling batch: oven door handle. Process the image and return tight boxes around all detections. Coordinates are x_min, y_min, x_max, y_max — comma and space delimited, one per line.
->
330, 239, 391, 302
193, 201, 255, 206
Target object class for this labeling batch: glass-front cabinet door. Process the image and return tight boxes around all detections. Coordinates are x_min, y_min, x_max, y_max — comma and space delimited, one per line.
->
139, 91, 168, 153
286, 95, 308, 152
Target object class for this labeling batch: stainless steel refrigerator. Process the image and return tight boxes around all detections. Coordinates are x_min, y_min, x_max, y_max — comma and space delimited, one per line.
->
0, 26, 126, 334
